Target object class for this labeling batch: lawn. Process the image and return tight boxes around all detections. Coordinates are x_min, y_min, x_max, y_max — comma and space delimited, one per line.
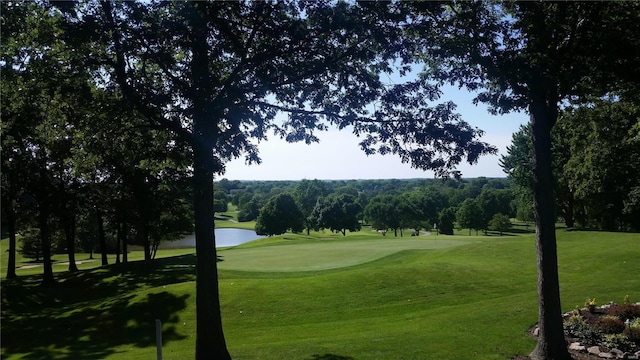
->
1, 230, 639, 359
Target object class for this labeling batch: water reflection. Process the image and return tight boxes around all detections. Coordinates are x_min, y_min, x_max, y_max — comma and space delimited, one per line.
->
161, 228, 264, 248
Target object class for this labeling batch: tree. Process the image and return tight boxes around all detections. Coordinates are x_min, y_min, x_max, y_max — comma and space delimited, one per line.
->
0, 1, 92, 285
411, 2, 640, 358
255, 193, 304, 236
237, 194, 266, 222
456, 198, 483, 236
310, 194, 362, 236
562, 100, 640, 231
488, 213, 511, 236
407, 187, 447, 230
294, 179, 329, 235
438, 207, 457, 235
501, 123, 575, 228
364, 194, 414, 237
18, 228, 47, 262
476, 187, 512, 233
58, 2, 496, 357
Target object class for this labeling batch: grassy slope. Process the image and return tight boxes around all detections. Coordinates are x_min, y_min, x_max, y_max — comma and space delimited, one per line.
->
1, 230, 639, 360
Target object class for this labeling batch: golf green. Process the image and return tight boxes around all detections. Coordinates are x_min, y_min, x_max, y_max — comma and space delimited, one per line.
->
218, 237, 467, 272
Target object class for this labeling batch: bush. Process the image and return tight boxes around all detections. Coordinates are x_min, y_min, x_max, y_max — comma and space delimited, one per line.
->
623, 326, 640, 345
608, 303, 640, 320
564, 314, 603, 345
596, 315, 626, 334
602, 333, 635, 352
18, 228, 57, 261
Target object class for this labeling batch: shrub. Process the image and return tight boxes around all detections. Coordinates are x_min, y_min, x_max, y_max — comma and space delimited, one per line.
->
596, 315, 626, 334
564, 315, 603, 345
608, 303, 640, 321
630, 318, 640, 329
586, 298, 597, 313
602, 334, 635, 352
624, 326, 640, 345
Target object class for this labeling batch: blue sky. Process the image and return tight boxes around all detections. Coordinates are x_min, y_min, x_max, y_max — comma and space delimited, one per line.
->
223, 86, 529, 181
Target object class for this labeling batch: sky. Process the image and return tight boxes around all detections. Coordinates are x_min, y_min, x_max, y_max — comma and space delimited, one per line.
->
223, 86, 529, 181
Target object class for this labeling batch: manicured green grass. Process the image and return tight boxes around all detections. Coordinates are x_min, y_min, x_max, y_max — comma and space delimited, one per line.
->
2, 230, 639, 359
215, 218, 256, 230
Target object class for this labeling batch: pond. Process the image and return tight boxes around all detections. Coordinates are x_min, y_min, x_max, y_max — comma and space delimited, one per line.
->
160, 228, 265, 249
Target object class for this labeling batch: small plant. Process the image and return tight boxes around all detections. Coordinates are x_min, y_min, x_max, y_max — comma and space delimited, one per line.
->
596, 315, 626, 334
624, 295, 631, 305
624, 326, 640, 346
602, 333, 635, 352
586, 298, 598, 313
564, 314, 587, 336
630, 318, 640, 329
564, 314, 603, 345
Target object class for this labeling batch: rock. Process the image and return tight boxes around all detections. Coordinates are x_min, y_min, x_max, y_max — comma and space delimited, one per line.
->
532, 327, 539, 336
598, 352, 614, 359
610, 349, 624, 357
589, 346, 602, 355
569, 342, 586, 351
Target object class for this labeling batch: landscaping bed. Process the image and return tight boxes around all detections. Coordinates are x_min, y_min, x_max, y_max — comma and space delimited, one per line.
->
519, 298, 640, 360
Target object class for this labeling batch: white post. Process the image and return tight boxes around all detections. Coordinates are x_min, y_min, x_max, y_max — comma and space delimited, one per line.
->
155, 319, 163, 360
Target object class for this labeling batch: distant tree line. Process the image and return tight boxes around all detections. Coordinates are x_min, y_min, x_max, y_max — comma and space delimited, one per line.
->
218, 177, 516, 237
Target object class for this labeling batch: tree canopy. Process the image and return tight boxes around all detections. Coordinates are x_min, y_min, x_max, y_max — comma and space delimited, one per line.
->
255, 193, 304, 236
409, 2, 640, 359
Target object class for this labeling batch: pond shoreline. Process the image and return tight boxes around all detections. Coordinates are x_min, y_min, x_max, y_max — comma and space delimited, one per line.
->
160, 228, 264, 249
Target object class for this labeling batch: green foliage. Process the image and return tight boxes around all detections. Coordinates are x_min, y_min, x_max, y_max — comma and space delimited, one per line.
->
364, 194, 416, 236
255, 193, 304, 236
294, 179, 329, 234
602, 333, 635, 352
214, 199, 228, 213
438, 207, 457, 235
563, 314, 603, 346
623, 327, 640, 346
488, 213, 511, 236
456, 198, 483, 235
310, 193, 362, 236
17, 228, 45, 261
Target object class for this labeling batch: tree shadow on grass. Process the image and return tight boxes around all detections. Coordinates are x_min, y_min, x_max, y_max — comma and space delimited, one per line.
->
307, 355, 355, 360
2, 254, 197, 359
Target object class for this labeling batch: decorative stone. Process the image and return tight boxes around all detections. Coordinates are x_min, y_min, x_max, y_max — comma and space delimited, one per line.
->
589, 346, 602, 355
569, 342, 586, 351
532, 327, 539, 336
610, 349, 624, 357
598, 352, 614, 359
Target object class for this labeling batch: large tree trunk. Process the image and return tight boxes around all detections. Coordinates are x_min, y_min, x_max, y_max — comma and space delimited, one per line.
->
122, 219, 128, 264
96, 208, 108, 266
193, 144, 230, 360
529, 98, 571, 360
65, 213, 79, 272
115, 214, 121, 265
5, 205, 17, 279
191, 4, 231, 359
39, 200, 55, 287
